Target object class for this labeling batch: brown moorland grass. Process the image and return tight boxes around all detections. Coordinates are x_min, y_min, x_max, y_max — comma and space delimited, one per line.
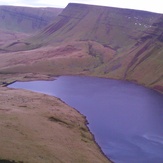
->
0, 85, 111, 163
0, 3, 162, 163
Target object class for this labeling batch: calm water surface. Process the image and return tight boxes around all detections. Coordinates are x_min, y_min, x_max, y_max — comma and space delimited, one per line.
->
9, 76, 163, 163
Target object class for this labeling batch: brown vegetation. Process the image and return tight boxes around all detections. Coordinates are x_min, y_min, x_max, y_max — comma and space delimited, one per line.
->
0, 85, 111, 163
0, 3, 162, 163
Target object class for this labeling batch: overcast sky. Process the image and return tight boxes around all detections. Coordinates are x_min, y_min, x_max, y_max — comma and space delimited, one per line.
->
0, 0, 163, 13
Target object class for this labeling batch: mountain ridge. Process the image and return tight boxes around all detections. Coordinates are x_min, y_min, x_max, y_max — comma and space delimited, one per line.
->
2, 3, 162, 51
0, 3, 162, 93
0, 5, 63, 33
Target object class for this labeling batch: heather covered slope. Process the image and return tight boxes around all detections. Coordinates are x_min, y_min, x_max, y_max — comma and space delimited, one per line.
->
0, 3, 163, 92
0, 6, 63, 33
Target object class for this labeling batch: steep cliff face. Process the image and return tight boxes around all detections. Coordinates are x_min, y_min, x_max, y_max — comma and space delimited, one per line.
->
0, 6, 62, 33
0, 3, 162, 92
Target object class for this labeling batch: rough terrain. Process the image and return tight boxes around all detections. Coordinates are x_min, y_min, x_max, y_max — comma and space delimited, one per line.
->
0, 84, 111, 163
0, 4, 112, 163
0, 3, 162, 163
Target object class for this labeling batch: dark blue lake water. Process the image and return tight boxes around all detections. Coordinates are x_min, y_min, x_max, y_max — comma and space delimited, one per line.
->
9, 76, 163, 163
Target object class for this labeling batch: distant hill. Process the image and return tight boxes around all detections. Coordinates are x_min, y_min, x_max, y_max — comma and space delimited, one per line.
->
0, 6, 63, 33
3, 3, 162, 49
0, 3, 162, 92
0, 29, 29, 46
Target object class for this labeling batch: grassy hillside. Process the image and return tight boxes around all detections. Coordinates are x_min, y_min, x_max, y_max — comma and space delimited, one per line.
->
0, 29, 29, 46
0, 3, 162, 92
0, 6, 63, 33
2, 3, 162, 50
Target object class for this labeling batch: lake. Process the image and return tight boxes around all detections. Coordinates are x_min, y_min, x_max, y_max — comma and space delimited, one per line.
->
8, 76, 163, 163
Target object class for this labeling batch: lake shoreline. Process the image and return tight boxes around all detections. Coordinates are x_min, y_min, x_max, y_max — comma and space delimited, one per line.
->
1, 72, 163, 162
0, 73, 112, 163
8, 74, 163, 162
2, 72, 163, 94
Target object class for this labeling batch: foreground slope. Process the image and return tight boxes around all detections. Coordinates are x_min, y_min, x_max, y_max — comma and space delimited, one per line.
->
0, 84, 110, 163
0, 3, 162, 92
